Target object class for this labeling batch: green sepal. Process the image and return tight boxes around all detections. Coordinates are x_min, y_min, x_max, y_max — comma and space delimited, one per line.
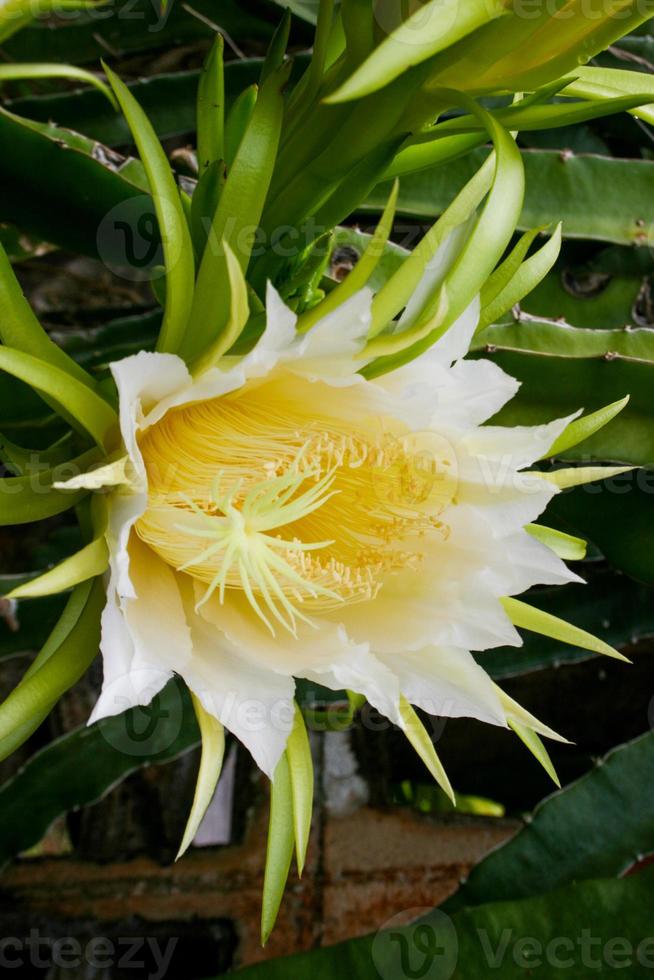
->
196, 35, 225, 174
0, 577, 104, 761
327, 0, 507, 103
525, 524, 587, 562
0, 447, 102, 525
477, 223, 562, 331
0, 347, 117, 450
0, 242, 96, 389
176, 692, 225, 860
297, 180, 399, 333
103, 63, 195, 357
260, 7, 291, 84
399, 696, 455, 805
509, 720, 561, 788
224, 84, 258, 169
190, 159, 226, 260
286, 705, 313, 876
261, 751, 295, 946
501, 596, 630, 663
7, 537, 109, 600
537, 465, 634, 490
189, 241, 250, 374
182, 62, 289, 365
543, 396, 630, 460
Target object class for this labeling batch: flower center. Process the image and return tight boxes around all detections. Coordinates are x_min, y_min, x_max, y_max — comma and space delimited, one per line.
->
135, 372, 455, 634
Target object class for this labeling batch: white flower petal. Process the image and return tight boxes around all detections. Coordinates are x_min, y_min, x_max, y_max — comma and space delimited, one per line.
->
298, 288, 372, 360
179, 583, 295, 778
442, 358, 521, 429
90, 536, 190, 723
464, 412, 581, 469
196, 589, 403, 726
377, 645, 507, 727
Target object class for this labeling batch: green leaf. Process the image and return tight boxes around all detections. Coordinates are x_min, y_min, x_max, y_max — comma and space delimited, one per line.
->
7, 60, 270, 148
0, 678, 200, 867
444, 732, 654, 912
177, 693, 225, 860
286, 706, 313, 876
0, 63, 116, 106
327, 0, 507, 102
0, 347, 117, 450
196, 35, 225, 174
3, 0, 275, 65
103, 64, 195, 356
0, 107, 148, 259
550, 481, 654, 587
501, 596, 629, 662
236, 866, 654, 978
262, 751, 295, 946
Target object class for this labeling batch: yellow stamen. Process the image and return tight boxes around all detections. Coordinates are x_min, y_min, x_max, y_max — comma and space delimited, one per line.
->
135, 371, 456, 634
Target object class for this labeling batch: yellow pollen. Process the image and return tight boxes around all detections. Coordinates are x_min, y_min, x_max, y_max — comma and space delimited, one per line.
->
135, 372, 455, 635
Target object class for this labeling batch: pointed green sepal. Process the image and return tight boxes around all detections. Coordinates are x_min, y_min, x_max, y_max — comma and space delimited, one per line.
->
477, 224, 562, 331
190, 241, 250, 375
542, 396, 630, 460
399, 696, 455, 805
526, 524, 587, 562
177, 693, 226, 860
536, 466, 634, 490
103, 63, 195, 357
286, 705, 314, 877
196, 35, 225, 174
0, 347, 117, 450
261, 751, 295, 946
0, 577, 104, 759
298, 180, 399, 335
7, 537, 109, 600
509, 721, 561, 788
501, 596, 630, 663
